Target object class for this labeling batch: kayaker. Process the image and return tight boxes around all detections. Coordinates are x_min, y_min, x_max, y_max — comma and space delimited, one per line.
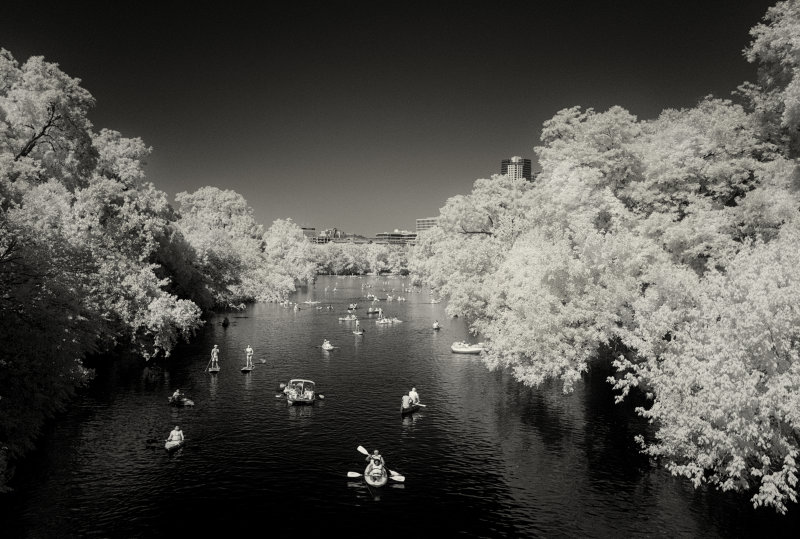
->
172, 389, 182, 402
409, 387, 420, 404
366, 449, 385, 468
402, 394, 412, 409
167, 426, 184, 443
245, 345, 254, 367
211, 344, 220, 369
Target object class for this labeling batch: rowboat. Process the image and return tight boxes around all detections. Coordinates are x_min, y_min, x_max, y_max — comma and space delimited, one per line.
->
450, 341, 485, 354
168, 396, 194, 406
364, 462, 388, 487
165, 439, 184, 452
284, 379, 316, 405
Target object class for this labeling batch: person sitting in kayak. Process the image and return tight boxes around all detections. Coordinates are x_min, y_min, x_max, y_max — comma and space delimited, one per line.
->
167, 426, 184, 443
402, 394, 412, 409
172, 389, 182, 402
408, 387, 419, 404
366, 449, 385, 469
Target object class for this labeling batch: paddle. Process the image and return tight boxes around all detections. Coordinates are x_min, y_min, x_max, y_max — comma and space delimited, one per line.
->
205, 358, 212, 372
416, 403, 427, 407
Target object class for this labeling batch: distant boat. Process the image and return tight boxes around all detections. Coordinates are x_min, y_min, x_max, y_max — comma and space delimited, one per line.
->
450, 341, 485, 354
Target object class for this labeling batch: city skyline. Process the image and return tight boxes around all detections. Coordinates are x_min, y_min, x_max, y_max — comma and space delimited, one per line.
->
0, 2, 777, 236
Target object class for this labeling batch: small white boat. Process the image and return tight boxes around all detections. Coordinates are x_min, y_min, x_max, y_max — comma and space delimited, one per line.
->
450, 341, 485, 354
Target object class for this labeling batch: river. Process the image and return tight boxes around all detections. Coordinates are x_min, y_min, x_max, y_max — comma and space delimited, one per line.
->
2, 275, 798, 538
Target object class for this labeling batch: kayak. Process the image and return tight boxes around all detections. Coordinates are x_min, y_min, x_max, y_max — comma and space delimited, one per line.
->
168, 396, 194, 406
165, 439, 184, 452
400, 403, 420, 416
364, 462, 388, 487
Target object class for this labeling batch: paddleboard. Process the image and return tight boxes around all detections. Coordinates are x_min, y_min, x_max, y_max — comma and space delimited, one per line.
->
208, 366, 220, 373
241, 366, 254, 372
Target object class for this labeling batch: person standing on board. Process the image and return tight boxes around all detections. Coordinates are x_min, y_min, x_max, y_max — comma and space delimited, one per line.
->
211, 344, 220, 369
245, 344, 254, 368
408, 387, 420, 405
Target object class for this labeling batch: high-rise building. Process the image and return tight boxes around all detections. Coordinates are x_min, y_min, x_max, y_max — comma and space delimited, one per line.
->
416, 217, 439, 233
501, 156, 532, 181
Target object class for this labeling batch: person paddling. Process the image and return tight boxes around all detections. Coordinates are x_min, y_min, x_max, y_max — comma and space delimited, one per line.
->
245, 344, 254, 368
366, 449, 385, 469
167, 426, 184, 443
210, 344, 220, 369
409, 387, 420, 405
172, 388, 183, 403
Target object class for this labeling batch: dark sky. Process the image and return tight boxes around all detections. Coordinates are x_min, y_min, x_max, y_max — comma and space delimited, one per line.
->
1, 1, 778, 236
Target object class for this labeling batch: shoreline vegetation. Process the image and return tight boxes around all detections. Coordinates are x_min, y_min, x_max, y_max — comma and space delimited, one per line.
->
2, 0, 800, 514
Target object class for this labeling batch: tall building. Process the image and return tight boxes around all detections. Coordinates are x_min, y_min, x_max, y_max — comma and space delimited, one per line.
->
501, 156, 532, 181
416, 217, 439, 233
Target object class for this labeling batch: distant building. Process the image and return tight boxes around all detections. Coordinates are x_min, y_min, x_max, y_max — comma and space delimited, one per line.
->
415, 217, 439, 233
301, 227, 316, 240
375, 229, 417, 245
501, 156, 532, 181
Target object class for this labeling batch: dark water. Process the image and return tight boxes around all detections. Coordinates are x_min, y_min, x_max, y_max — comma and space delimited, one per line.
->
2, 275, 799, 538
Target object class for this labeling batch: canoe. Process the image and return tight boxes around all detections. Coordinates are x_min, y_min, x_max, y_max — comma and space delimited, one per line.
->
450, 342, 485, 354
364, 462, 388, 487
165, 439, 184, 452
168, 396, 195, 407
400, 403, 420, 416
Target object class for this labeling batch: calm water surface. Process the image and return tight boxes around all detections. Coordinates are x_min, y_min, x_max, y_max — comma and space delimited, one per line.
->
3, 275, 799, 538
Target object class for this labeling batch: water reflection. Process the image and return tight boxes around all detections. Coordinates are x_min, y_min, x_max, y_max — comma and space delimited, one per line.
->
209, 372, 217, 399
287, 404, 313, 420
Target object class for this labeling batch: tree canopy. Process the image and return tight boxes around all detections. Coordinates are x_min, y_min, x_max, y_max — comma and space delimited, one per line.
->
409, 1, 800, 512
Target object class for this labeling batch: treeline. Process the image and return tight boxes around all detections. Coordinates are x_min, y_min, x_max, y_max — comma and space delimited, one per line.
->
0, 50, 320, 490
409, 1, 800, 513
314, 242, 409, 275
